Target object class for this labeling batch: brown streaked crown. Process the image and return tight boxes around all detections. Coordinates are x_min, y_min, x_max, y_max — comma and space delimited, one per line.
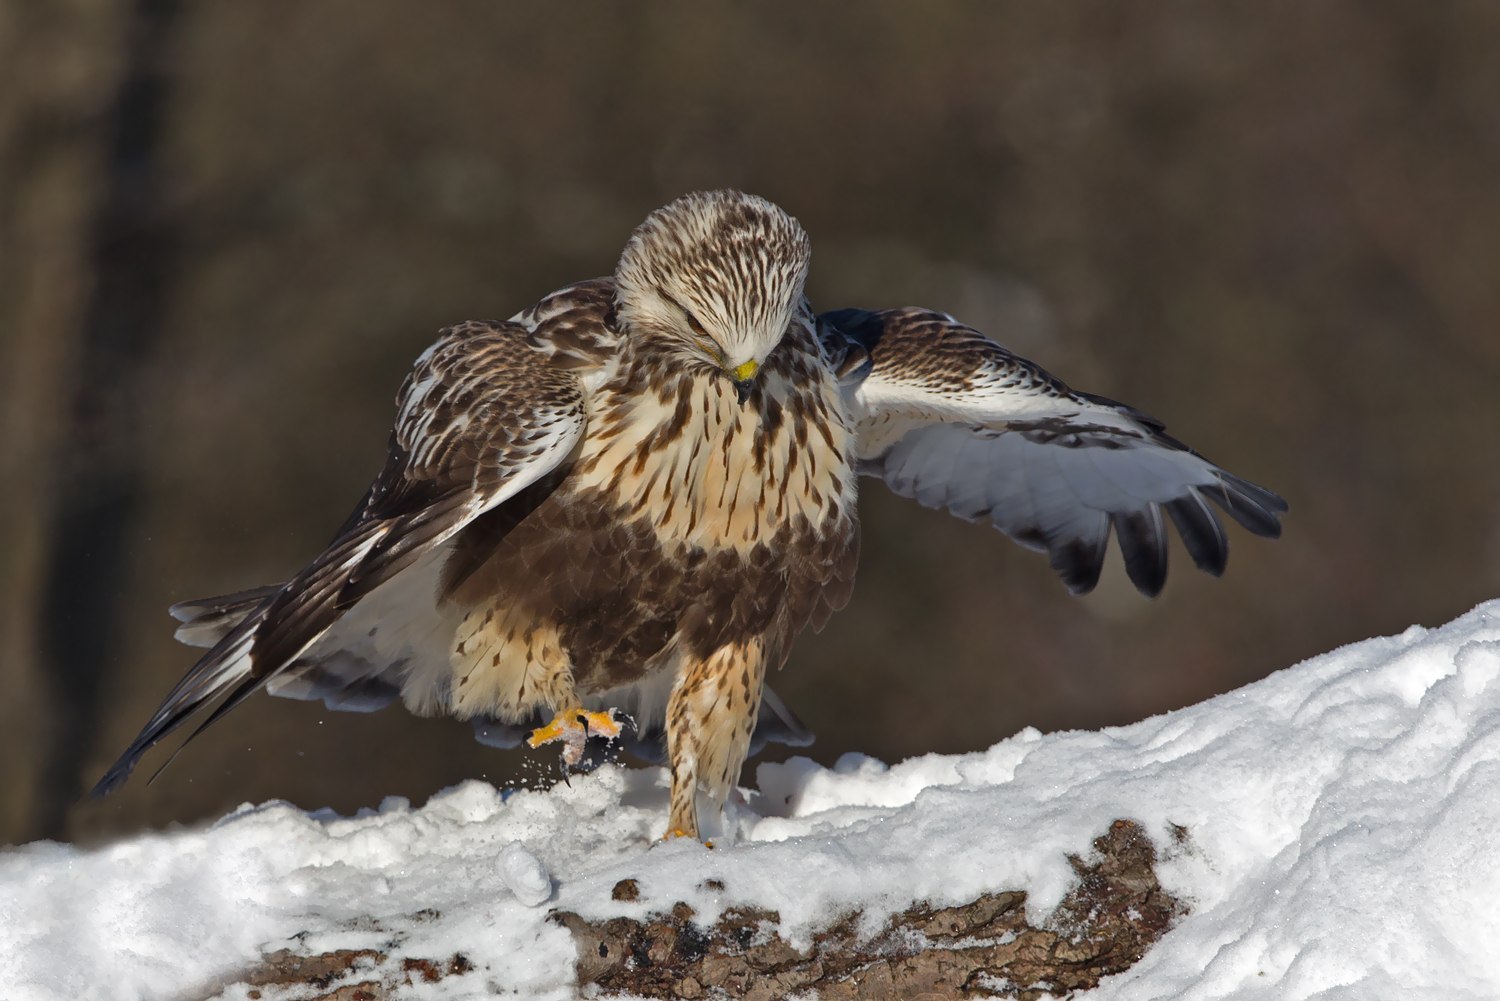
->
613, 190, 812, 370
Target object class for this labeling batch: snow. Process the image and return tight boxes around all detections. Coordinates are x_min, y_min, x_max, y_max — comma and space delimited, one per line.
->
7, 601, 1500, 1000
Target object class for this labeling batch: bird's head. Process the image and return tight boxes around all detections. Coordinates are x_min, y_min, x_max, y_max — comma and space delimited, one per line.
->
614, 190, 811, 400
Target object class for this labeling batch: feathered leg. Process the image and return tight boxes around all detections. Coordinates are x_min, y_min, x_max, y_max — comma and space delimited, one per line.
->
664, 639, 767, 840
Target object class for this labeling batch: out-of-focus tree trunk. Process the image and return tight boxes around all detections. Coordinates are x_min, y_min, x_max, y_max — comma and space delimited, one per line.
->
0, 0, 177, 842
0, 0, 120, 844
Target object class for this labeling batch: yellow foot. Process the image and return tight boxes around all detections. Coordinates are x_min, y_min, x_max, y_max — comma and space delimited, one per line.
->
660, 828, 713, 848
527, 707, 624, 767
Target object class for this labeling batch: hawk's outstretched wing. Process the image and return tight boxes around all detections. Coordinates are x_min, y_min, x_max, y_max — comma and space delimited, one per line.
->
92, 321, 586, 795
820, 307, 1285, 597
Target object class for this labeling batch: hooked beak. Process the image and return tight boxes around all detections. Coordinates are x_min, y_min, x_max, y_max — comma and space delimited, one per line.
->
729, 359, 759, 405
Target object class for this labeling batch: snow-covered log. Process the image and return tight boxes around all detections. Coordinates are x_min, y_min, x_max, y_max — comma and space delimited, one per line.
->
8, 601, 1500, 999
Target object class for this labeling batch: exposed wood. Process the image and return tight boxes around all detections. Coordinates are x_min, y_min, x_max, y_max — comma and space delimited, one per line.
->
557, 819, 1180, 999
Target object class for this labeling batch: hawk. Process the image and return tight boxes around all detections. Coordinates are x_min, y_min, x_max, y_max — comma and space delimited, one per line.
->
93, 190, 1285, 840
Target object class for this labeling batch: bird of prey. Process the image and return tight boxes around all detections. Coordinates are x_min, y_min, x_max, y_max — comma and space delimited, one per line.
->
93, 189, 1285, 840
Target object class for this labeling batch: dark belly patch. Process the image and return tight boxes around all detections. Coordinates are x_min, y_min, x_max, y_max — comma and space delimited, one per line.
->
441, 484, 857, 695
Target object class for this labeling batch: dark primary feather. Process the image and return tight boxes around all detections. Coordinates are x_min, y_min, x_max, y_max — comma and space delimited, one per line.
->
820, 307, 1286, 597
91, 322, 586, 796
91, 615, 261, 795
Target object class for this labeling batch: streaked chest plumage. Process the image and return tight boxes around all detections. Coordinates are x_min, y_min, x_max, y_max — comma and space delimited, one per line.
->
569, 320, 858, 554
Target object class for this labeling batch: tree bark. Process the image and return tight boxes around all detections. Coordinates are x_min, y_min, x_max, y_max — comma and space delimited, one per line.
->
557, 819, 1179, 1000
0, 0, 131, 844
0, 0, 181, 840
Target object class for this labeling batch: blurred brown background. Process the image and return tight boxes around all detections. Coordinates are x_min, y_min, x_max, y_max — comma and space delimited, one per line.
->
4, 1, 1498, 846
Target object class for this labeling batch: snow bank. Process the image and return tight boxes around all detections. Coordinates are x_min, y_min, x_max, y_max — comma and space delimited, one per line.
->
6, 601, 1500, 1000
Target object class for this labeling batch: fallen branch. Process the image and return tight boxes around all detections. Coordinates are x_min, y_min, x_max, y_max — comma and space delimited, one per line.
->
228, 818, 1180, 1000
555, 818, 1182, 1000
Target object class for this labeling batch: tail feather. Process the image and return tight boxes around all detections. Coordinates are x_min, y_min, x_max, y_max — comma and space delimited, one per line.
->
169, 585, 282, 647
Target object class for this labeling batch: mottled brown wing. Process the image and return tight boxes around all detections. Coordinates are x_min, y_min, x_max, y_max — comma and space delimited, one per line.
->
819, 308, 1286, 597
93, 321, 586, 794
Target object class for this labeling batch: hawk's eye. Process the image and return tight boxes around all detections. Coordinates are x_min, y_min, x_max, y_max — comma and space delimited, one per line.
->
681, 308, 711, 342
660, 290, 715, 347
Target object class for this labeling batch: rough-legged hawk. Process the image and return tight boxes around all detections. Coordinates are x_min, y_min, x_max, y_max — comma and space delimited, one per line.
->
94, 190, 1285, 840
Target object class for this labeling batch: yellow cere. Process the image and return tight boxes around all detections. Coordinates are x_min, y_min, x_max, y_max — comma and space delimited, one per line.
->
731, 359, 760, 382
